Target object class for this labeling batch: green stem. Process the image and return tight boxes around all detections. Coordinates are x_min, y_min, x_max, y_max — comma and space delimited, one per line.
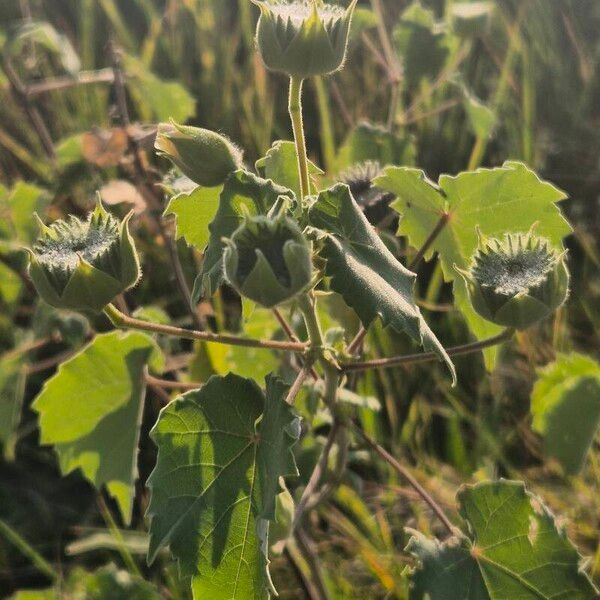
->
297, 294, 340, 409
103, 303, 308, 353
288, 76, 310, 201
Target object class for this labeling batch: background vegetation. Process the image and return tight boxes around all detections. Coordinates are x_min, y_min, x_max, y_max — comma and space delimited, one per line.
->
0, 0, 599, 597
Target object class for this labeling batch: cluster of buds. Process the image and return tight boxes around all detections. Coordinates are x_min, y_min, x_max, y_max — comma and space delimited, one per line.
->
253, 0, 357, 79
28, 202, 140, 312
224, 214, 312, 308
458, 232, 569, 330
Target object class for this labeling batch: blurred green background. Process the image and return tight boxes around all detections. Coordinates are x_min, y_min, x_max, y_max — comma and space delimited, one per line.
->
0, 0, 599, 598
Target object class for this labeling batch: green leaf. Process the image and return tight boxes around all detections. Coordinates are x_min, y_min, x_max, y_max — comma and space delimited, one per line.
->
407, 480, 598, 599
376, 161, 571, 365
336, 122, 415, 171
255, 140, 322, 199
0, 261, 22, 308
463, 89, 496, 140
123, 55, 195, 123
0, 354, 26, 461
194, 170, 294, 300
147, 373, 299, 599
531, 353, 600, 474
308, 184, 455, 381
0, 182, 50, 247
164, 185, 222, 251
33, 331, 163, 523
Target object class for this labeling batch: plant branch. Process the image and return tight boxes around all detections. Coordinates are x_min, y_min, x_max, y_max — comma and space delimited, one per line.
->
273, 307, 319, 380
350, 422, 457, 537
292, 420, 340, 531
342, 328, 514, 372
285, 363, 315, 405
108, 41, 203, 330
1, 56, 56, 162
104, 303, 308, 353
145, 374, 202, 391
288, 76, 310, 201
408, 211, 451, 271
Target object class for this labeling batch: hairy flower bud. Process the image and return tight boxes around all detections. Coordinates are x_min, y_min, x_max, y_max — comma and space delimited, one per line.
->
223, 214, 312, 308
28, 202, 141, 312
457, 232, 569, 330
253, 0, 358, 79
155, 121, 243, 187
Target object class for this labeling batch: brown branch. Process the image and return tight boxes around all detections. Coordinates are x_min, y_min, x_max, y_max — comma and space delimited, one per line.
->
342, 328, 514, 372
1, 56, 56, 161
273, 308, 319, 380
285, 363, 315, 405
350, 422, 457, 537
104, 304, 308, 353
408, 211, 450, 271
107, 41, 203, 330
25, 69, 115, 97
145, 374, 202, 391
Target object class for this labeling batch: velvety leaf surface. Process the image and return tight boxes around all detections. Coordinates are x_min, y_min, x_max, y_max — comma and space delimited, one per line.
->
164, 185, 222, 251
308, 184, 455, 381
376, 161, 571, 365
407, 480, 597, 599
147, 373, 299, 599
194, 170, 294, 300
33, 331, 163, 522
531, 353, 600, 474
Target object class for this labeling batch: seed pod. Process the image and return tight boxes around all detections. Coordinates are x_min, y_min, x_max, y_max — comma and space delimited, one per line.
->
28, 202, 141, 312
456, 232, 569, 330
223, 214, 312, 308
155, 121, 243, 187
253, 0, 358, 79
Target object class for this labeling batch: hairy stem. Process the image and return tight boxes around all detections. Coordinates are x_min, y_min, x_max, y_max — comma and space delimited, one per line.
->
103, 303, 308, 353
342, 328, 514, 372
289, 76, 310, 201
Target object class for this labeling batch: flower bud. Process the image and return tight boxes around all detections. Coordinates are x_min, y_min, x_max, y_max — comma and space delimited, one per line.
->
155, 121, 243, 188
28, 202, 141, 312
457, 232, 569, 330
223, 214, 312, 308
253, 0, 358, 79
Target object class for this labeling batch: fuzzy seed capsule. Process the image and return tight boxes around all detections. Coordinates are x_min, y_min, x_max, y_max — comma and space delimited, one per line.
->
223, 214, 312, 308
457, 232, 569, 330
155, 122, 243, 188
28, 202, 141, 312
253, 0, 358, 79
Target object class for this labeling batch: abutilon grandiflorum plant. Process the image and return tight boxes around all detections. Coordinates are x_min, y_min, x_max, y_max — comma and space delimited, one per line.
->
23, 1, 596, 598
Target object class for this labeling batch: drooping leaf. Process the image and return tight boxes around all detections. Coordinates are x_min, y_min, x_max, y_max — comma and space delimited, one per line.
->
308, 184, 455, 381
164, 185, 222, 251
531, 353, 600, 474
0, 354, 26, 461
123, 55, 195, 123
376, 161, 571, 365
255, 140, 323, 199
33, 331, 163, 523
193, 170, 294, 300
147, 373, 299, 599
336, 121, 416, 172
407, 480, 598, 599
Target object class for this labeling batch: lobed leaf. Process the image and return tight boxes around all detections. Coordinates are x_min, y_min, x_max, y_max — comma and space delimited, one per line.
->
308, 184, 455, 381
407, 480, 598, 599
146, 373, 299, 599
33, 331, 163, 523
376, 161, 571, 366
